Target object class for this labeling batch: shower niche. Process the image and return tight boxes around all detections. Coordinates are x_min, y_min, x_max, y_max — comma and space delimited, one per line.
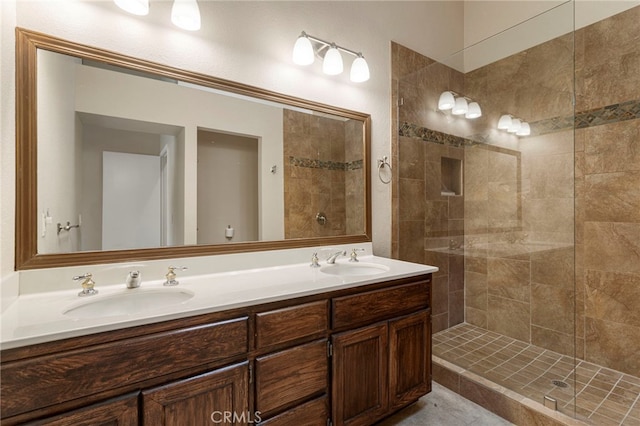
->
440, 157, 462, 196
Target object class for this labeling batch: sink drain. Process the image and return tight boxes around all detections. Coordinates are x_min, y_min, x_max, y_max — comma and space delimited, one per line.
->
551, 380, 569, 388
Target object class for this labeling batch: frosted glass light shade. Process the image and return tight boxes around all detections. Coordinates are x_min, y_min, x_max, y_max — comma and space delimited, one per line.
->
465, 102, 482, 119
323, 45, 343, 75
508, 118, 522, 133
451, 97, 468, 115
438, 91, 455, 110
350, 55, 370, 82
497, 114, 512, 129
516, 122, 531, 136
171, 0, 201, 31
114, 0, 149, 15
293, 34, 315, 65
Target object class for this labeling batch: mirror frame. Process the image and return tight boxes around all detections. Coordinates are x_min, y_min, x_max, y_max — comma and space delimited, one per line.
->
15, 28, 372, 270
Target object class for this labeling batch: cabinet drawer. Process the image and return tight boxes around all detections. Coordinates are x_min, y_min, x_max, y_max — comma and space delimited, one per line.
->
258, 395, 328, 426
332, 280, 430, 330
255, 339, 328, 417
256, 300, 328, 349
1, 317, 248, 419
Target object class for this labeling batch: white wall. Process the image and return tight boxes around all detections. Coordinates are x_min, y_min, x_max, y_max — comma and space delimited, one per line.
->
37, 50, 82, 254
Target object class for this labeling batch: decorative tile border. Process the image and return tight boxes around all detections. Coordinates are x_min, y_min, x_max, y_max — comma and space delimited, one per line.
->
399, 122, 475, 147
532, 99, 640, 136
289, 156, 363, 171
400, 99, 640, 143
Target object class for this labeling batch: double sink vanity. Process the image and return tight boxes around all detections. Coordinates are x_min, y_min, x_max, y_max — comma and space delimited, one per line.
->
1, 246, 436, 425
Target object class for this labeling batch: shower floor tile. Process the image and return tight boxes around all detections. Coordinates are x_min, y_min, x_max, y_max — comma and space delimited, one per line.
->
433, 323, 640, 425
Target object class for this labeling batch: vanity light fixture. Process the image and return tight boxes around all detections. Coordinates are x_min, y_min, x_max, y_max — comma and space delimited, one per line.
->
171, 0, 201, 31
497, 114, 513, 130
113, 0, 149, 15
292, 31, 370, 83
438, 91, 482, 119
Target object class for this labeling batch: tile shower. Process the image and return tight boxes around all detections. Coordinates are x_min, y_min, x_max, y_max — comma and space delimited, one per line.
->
392, 4, 640, 425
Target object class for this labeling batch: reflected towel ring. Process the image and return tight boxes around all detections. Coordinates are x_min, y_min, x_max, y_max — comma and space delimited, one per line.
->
378, 156, 392, 184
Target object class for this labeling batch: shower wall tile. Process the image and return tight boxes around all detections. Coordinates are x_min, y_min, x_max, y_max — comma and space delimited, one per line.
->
585, 317, 640, 376
585, 270, 640, 328
398, 178, 425, 221
583, 119, 640, 174
584, 222, 640, 275
432, 274, 450, 316
487, 295, 530, 342
585, 171, 640, 223
449, 254, 465, 292
530, 247, 574, 288
531, 283, 575, 335
398, 220, 424, 264
465, 271, 488, 311
465, 307, 487, 329
487, 258, 531, 303
424, 249, 449, 278
576, 5, 640, 110
399, 136, 424, 179
530, 325, 575, 358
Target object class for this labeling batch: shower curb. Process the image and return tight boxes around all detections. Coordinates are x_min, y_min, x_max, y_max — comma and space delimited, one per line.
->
432, 356, 590, 426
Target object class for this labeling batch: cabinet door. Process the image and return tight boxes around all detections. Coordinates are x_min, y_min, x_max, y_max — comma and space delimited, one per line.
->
143, 363, 249, 426
332, 323, 388, 426
389, 310, 431, 410
28, 393, 138, 426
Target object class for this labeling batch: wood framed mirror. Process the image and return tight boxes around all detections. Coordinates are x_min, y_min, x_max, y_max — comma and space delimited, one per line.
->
15, 28, 371, 270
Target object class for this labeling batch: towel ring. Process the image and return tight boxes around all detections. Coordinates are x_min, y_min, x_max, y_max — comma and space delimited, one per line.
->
378, 156, 392, 184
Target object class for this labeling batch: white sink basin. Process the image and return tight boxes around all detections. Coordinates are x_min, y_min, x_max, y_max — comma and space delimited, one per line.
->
320, 262, 390, 277
63, 287, 195, 319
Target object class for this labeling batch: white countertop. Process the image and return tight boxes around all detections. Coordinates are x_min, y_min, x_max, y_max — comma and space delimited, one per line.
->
1, 255, 437, 350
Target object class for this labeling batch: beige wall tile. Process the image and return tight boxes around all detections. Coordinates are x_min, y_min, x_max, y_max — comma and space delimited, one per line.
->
584, 120, 640, 174
531, 283, 575, 335
432, 274, 450, 316
585, 171, 640, 223
585, 317, 640, 377
465, 271, 488, 310
531, 247, 575, 288
585, 270, 640, 328
487, 295, 531, 342
584, 222, 640, 275
487, 257, 531, 303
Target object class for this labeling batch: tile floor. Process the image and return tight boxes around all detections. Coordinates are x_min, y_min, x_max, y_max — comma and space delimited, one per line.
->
433, 323, 640, 426
378, 381, 514, 425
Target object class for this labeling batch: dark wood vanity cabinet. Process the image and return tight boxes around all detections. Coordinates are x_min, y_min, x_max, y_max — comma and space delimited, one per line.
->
331, 280, 432, 426
0, 274, 431, 426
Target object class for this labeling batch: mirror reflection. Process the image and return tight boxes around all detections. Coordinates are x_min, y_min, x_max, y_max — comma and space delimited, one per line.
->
35, 49, 366, 255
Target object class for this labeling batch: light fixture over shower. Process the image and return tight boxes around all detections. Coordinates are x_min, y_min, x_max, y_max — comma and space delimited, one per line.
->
292, 31, 370, 83
438, 91, 482, 119
113, 0, 201, 31
497, 114, 531, 136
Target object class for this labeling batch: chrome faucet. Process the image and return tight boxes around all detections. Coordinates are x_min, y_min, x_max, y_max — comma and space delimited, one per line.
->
326, 250, 346, 264
73, 273, 98, 297
126, 271, 142, 289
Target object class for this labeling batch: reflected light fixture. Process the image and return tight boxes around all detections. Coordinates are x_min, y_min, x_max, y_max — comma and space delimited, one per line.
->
451, 97, 469, 115
497, 114, 513, 129
438, 91, 455, 110
465, 102, 482, 119
292, 31, 370, 83
171, 0, 201, 31
507, 118, 522, 133
114, 0, 149, 15
516, 122, 531, 136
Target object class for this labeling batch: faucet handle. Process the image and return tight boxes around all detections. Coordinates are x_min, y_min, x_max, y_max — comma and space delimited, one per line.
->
164, 266, 187, 286
349, 248, 365, 262
310, 253, 321, 268
73, 273, 98, 297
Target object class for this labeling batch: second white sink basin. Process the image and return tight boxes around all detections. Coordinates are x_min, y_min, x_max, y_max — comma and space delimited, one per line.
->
320, 262, 390, 277
63, 287, 195, 319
